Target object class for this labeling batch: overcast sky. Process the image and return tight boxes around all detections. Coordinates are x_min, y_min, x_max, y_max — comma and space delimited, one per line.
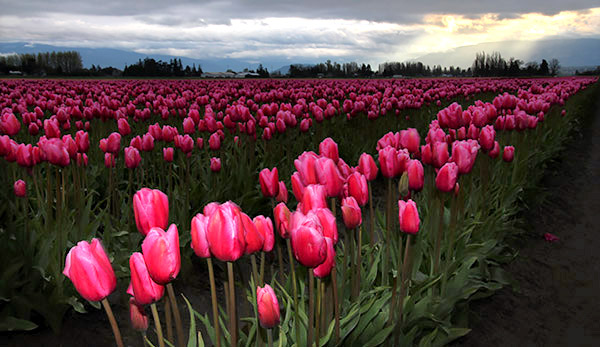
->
1, 1, 599, 65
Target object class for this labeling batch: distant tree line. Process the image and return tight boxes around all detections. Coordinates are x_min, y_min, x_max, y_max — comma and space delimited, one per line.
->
575, 66, 600, 76
0, 51, 84, 75
288, 60, 374, 78
122, 58, 203, 77
471, 51, 560, 77
378, 61, 470, 77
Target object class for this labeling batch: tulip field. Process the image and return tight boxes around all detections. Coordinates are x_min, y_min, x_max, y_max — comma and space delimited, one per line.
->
0, 76, 598, 346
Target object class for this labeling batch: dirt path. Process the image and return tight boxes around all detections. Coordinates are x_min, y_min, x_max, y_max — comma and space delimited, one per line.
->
455, 92, 600, 346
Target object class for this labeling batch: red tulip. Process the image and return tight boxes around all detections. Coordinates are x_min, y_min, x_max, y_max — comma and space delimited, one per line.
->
118, 118, 131, 136
503, 146, 515, 162
163, 147, 174, 162
259, 167, 279, 198
241, 212, 264, 255
450, 141, 479, 175
400, 128, 420, 153
407, 159, 424, 192
106, 132, 121, 154
40, 138, 70, 166
209, 132, 221, 151
128, 298, 149, 332
316, 157, 344, 198
294, 151, 319, 185
291, 171, 305, 202
319, 137, 339, 163
254, 215, 274, 252
312, 208, 338, 244
141, 133, 155, 152
0, 112, 20, 136
358, 153, 378, 181
142, 224, 181, 285
128, 252, 165, 305
313, 237, 335, 278
256, 284, 281, 328
398, 199, 419, 234
63, 238, 116, 302
191, 213, 211, 258
290, 222, 327, 268
436, 162, 459, 192
379, 146, 401, 178
479, 125, 495, 151
432, 141, 449, 168
341, 196, 362, 229
210, 157, 221, 172
75, 130, 90, 153
206, 202, 246, 262
14, 179, 26, 197
274, 202, 291, 238
347, 172, 368, 206
300, 184, 327, 214
133, 188, 169, 236
489, 141, 500, 159
276, 181, 288, 203
125, 146, 141, 169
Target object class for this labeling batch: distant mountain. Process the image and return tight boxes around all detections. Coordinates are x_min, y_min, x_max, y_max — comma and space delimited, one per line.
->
415, 38, 600, 69
0, 42, 290, 72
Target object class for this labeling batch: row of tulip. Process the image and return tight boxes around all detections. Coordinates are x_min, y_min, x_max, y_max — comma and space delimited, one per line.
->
0, 77, 597, 344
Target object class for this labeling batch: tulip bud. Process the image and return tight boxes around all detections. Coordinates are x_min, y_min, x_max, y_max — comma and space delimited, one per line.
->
256, 284, 281, 328
14, 179, 26, 197
398, 199, 420, 234
503, 146, 515, 162
406, 160, 424, 192
129, 298, 149, 332
210, 157, 221, 172
63, 239, 116, 302
142, 224, 181, 285
398, 172, 409, 198
341, 197, 362, 229
128, 252, 165, 305
489, 141, 500, 159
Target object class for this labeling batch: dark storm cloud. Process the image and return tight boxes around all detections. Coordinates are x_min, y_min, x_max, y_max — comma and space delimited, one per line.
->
2, 0, 599, 24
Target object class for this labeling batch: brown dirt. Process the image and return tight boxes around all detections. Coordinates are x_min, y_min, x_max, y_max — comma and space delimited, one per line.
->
454, 92, 600, 347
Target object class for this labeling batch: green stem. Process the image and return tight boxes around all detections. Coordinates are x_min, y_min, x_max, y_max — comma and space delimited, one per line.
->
285, 239, 300, 346
259, 252, 265, 287
228, 262, 237, 347
433, 193, 446, 278
267, 329, 273, 347
315, 279, 323, 347
331, 267, 340, 344
150, 302, 165, 347
394, 234, 413, 345
167, 283, 185, 347
308, 271, 314, 347
368, 180, 375, 264
207, 258, 221, 347
164, 298, 174, 344
101, 298, 124, 347
354, 225, 363, 298
251, 254, 260, 287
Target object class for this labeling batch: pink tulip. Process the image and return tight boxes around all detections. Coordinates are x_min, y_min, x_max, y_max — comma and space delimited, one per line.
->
256, 284, 281, 328
290, 222, 327, 268
63, 239, 116, 302
503, 146, 515, 162
241, 212, 264, 255
191, 213, 211, 258
118, 118, 131, 136
142, 224, 181, 285
210, 157, 221, 172
274, 202, 291, 239
206, 202, 246, 262
254, 215, 275, 252
133, 188, 169, 236
315, 157, 344, 198
432, 141, 449, 168
407, 160, 424, 192
313, 237, 335, 278
400, 128, 420, 153
398, 199, 419, 234
436, 162, 459, 192
479, 125, 495, 151
341, 196, 362, 229
128, 298, 149, 332
347, 172, 368, 206
259, 167, 279, 198
358, 153, 378, 181
300, 184, 327, 214
276, 181, 288, 203
14, 179, 26, 197
124, 146, 141, 169
319, 137, 339, 163
128, 252, 165, 305
163, 147, 174, 162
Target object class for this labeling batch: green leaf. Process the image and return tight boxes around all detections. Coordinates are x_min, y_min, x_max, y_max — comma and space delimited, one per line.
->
0, 316, 38, 331
362, 325, 394, 347
182, 295, 197, 347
